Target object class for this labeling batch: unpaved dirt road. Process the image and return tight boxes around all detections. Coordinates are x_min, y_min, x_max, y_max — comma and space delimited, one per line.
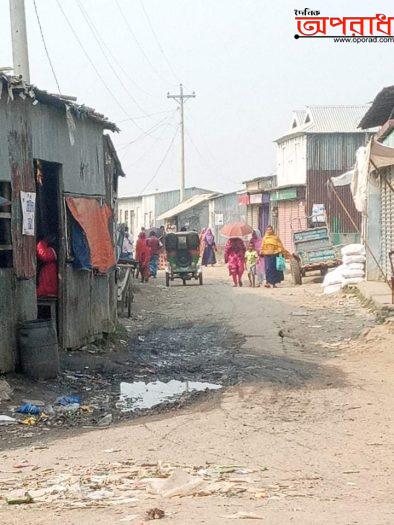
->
1, 267, 393, 524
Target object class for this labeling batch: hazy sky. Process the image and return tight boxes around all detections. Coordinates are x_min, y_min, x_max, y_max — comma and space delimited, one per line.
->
0, 0, 392, 196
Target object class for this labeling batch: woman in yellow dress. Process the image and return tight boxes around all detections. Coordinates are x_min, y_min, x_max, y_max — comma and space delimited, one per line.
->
261, 225, 290, 288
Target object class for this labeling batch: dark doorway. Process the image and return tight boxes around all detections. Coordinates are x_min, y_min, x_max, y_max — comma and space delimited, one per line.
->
34, 160, 61, 325
35, 160, 60, 246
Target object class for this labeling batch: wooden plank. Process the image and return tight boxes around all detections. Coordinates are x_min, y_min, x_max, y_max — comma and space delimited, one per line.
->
0, 212, 11, 219
0, 245, 12, 251
8, 101, 36, 279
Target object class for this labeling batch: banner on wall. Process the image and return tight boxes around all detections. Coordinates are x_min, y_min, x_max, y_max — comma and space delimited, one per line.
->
20, 191, 36, 236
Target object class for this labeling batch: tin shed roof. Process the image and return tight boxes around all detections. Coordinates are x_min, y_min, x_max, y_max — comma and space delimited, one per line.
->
0, 73, 119, 132
359, 86, 394, 129
156, 193, 218, 221
277, 105, 373, 142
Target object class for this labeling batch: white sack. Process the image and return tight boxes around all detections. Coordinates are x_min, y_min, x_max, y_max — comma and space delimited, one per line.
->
346, 263, 365, 270
343, 254, 366, 264
323, 268, 345, 287
323, 283, 342, 295
341, 244, 366, 257
341, 268, 365, 278
341, 277, 364, 288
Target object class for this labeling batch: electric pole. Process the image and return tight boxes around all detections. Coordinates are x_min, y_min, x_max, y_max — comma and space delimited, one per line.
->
9, 0, 30, 82
167, 84, 196, 202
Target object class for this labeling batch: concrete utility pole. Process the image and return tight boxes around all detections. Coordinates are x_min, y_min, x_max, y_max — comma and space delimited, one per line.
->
167, 84, 196, 202
9, 0, 30, 82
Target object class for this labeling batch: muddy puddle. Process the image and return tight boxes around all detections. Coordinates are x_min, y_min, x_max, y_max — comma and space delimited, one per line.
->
1, 323, 346, 449
118, 380, 221, 411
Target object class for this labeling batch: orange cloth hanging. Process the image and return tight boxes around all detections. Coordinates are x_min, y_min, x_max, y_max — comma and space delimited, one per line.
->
66, 197, 115, 273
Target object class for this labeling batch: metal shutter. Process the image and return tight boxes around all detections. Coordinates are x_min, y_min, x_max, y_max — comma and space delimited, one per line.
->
278, 201, 307, 252
381, 168, 394, 277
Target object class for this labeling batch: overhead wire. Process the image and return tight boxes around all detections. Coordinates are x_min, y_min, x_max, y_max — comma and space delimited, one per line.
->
114, 0, 169, 85
138, 125, 179, 195
56, 0, 140, 126
33, 0, 61, 93
76, 0, 155, 112
185, 127, 239, 186
139, 0, 180, 82
118, 109, 173, 123
119, 112, 176, 151
121, 116, 175, 164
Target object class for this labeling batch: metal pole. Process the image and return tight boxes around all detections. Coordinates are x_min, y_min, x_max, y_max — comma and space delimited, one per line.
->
179, 84, 185, 202
9, 0, 30, 82
167, 84, 196, 203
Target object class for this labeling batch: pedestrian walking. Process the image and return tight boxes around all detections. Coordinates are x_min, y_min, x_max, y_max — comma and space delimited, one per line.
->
261, 225, 290, 288
147, 231, 162, 279
135, 231, 151, 282
224, 237, 246, 287
201, 228, 217, 266
250, 229, 265, 287
245, 240, 259, 287
121, 227, 134, 260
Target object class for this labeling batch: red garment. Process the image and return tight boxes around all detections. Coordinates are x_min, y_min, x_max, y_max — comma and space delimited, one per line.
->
224, 238, 246, 284
37, 241, 58, 297
135, 234, 151, 279
147, 236, 161, 256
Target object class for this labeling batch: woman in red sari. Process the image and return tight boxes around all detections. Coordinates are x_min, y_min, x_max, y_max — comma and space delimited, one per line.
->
37, 234, 58, 297
135, 232, 151, 282
224, 237, 246, 287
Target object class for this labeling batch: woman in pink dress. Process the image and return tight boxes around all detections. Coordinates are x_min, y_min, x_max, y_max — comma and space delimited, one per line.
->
224, 237, 246, 287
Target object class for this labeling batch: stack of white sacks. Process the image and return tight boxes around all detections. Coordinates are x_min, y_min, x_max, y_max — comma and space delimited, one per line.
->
323, 243, 366, 295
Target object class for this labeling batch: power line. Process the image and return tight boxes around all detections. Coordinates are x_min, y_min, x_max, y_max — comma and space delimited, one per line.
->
56, 0, 141, 126
139, 0, 179, 82
33, 0, 61, 93
138, 126, 179, 195
121, 117, 175, 164
76, 0, 154, 115
119, 112, 176, 151
114, 0, 168, 84
118, 109, 173, 123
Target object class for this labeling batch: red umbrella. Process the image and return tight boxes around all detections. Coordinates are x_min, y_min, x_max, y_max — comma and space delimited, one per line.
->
220, 222, 254, 238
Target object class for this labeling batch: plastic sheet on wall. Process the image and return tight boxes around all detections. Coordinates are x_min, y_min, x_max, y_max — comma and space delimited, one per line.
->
66, 197, 115, 273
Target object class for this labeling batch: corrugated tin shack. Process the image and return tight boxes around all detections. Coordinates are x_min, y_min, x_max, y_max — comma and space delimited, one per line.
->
359, 88, 394, 281
276, 106, 373, 245
0, 74, 124, 372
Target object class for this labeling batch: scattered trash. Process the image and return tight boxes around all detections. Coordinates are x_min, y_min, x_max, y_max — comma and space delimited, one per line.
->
6, 490, 33, 505
98, 413, 113, 427
21, 399, 45, 407
0, 415, 17, 425
291, 310, 310, 317
0, 379, 13, 401
56, 395, 81, 406
223, 511, 263, 519
147, 468, 205, 498
16, 403, 41, 415
146, 508, 165, 520
21, 416, 38, 425
104, 448, 121, 453
56, 403, 80, 414
138, 336, 145, 342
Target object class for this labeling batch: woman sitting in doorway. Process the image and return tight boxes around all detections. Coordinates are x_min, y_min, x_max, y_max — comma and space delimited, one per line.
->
36, 234, 58, 297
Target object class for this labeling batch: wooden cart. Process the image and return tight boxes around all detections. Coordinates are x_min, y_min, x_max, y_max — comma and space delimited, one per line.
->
290, 227, 341, 285
117, 261, 137, 317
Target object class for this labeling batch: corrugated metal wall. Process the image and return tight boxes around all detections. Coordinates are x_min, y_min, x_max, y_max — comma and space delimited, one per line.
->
210, 193, 245, 246
306, 133, 367, 237
381, 167, 394, 277
246, 205, 259, 230
31, 103, 106, 196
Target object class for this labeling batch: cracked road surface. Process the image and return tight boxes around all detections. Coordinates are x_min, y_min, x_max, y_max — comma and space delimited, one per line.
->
0, 267, 393, 524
